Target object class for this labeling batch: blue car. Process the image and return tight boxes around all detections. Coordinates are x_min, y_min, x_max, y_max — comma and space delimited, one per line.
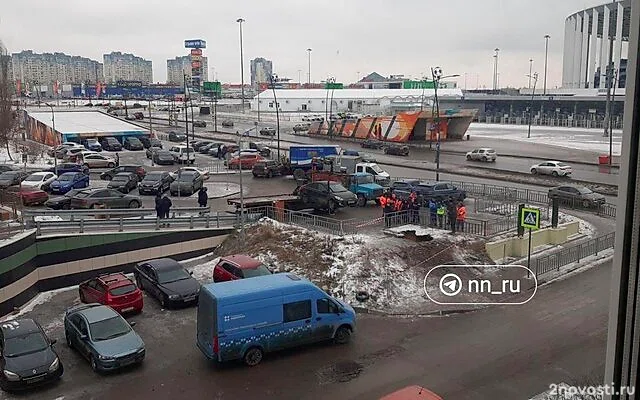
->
49, 172, 89, 194
44, 163, 89, 175
64, 304, 145, 373
83, 139, 103, 152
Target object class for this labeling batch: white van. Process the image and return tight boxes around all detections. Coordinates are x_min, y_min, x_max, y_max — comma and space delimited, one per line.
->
169, 145, 196, 164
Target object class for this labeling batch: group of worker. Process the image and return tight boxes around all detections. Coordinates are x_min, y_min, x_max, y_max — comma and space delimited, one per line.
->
378, 190, 467, 233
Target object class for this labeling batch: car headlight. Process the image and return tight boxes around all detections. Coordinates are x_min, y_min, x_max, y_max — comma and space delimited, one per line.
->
168, 294, 180, 300
98, 355, 114, 361
48, 357, 59, 371
3, 370, 19, 381
137, 347, 145, 354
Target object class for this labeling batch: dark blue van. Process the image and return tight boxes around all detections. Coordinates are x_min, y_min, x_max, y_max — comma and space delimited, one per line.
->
196, 273, 356, 366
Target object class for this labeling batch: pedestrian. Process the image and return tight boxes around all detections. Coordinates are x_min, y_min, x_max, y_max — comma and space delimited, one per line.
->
456, 202, 467, 232
384, 192, 395, 227
217, 144, 222, 160
198, 186, 208, 208
161, 195, 172, 226
437, 202, 446, 229
428, 199, 437, 227
154, 193, 162, 219
447, 200, 457, 234
410, 198, 420, 224
115, 152, 120, 166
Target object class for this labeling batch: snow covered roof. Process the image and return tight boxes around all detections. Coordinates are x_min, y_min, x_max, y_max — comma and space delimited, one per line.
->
28, 110, 148, 135
254, 88, 463, 101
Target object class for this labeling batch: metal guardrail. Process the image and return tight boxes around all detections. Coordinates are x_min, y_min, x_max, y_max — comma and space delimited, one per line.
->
532, 232, 616, 277
22, 207, 209, 221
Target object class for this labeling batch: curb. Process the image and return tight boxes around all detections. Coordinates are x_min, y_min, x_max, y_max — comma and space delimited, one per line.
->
352, 305, 484, 317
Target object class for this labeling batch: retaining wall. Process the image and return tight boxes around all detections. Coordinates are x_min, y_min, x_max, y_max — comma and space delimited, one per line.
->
485, 221, 580, 260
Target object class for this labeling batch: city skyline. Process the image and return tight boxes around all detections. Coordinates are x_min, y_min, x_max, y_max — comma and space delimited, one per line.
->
1, 0, 613, 88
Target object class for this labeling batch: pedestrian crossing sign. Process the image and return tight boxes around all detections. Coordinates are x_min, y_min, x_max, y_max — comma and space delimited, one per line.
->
520, 207, 541, 230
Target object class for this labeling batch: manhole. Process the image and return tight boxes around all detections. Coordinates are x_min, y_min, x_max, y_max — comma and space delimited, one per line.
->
316, 360, 364, 384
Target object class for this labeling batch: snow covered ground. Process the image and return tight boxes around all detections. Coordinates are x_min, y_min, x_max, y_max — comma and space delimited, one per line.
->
468, 123, 622, 156
0, 147, 55, 169
202, 182, 241, 199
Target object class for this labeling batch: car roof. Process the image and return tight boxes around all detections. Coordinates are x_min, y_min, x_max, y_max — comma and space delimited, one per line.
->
97, 272, 133, 288
114, 172, 135, 177
1, 319, 41, 338
140, 258, 183, 272
202, 273, 314, 300
379, 385, 443, 400
60, 171, 80, 176
72, 304, 119, 323
396, 179, 420, 184
30, 171, 50, 176
220, 254, 263, 269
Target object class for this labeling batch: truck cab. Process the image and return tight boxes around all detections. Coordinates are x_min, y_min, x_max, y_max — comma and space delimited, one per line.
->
345, 173, 384, 207
327, 155, 391, 186
354, 162, 390, 185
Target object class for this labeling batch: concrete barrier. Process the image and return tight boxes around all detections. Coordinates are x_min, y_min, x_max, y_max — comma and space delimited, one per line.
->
485, 221, 580, 260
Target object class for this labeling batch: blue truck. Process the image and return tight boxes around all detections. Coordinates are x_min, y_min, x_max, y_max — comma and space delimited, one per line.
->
286, 145, 340, 179
196, 273, 356, 366
344, 173, 385, 207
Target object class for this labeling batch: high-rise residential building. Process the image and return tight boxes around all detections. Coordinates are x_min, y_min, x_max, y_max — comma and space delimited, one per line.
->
250, 57, 273, 87
166, 55, 208, 85
103, 52, 152, 84
9, 50, 103, 85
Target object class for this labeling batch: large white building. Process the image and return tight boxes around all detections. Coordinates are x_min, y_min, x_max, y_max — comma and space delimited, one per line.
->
9, 50, 103, 85
103, 52, 152, 84
250, 88, 464, 114
562, 0, 630, 89
166, 55, 208, 85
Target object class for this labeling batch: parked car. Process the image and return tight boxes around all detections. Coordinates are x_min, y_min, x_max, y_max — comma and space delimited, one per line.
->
69, 188, 142, 209
82, 138, 103, 152
44, 163, 89, 176
259, 127, 276, 136
0, 170, 29, 189
383, 144, 409, 156
191, 141, 211, 151
0, 319, 63, 392
193, 120, 207, 128
99, 137, 123, 151
123, 137, 144, 151
138, 171, 173, 195
152, 150, 175, 165
0, 165, 14, 173
139, 137, 162, 149
548, 185, 606, 207
414, 182, 467, 203
169, 171, 204, 196
62, 147, 91, 162
168, 145, 196, 164
360, 139, 384, 149
134, 258, 201, 308
466, 148, 497, 162
107, 172, 139, 194
49, 172, 90, 194
221, 120, 234, 127
249, 142, 271, 158
252, 160, 284, 178
295, 180, 358, 213
212, 255, 272, 282
343, 149, 360, 156
379, 385, 443, 400
47, 142, 79, 158
292, 123, 310, 132
82, 153, 117, 169
199, 143, 218, 154
170, 166, 209, 180
125, 114, 136, 121
530, 161, 572, 177
64, 303, 145, 373
5, 186, 49, 206
44, 189, 80, 210
79, 273, 143, 314
100, 165, 146, 181
168, 132, 186, 142
133, 112, 144, 120
228, 154, 265, 170
390, 179, 422, 199
21, 172, 57, 190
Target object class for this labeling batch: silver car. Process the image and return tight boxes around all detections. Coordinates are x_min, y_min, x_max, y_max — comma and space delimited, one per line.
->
466, 148, 497, 162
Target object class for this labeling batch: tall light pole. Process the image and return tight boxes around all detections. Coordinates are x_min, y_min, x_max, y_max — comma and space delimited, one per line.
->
44, 103, 58, 176
237, 18, 245, 113
306, 48, 312, 86
431, 68, 460, 181
526, 72, 539, 138
269, 74, 281, 160
543, 35, 550, 95
297, 69, 302, 86
529, 59, 533, 89
493, 48, 500, 90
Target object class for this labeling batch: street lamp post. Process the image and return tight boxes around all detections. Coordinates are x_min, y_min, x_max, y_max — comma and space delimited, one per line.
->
237, 18, 246, 114
237, 133, 245, 238
527, 72, 539, 138
44, 103, 58, 176
493, 48, 500, 90
431, 68, 460, 181
306, 48, 312, 86
269, 74, 281, 160
543, 35, 550, 95
529, 59, 533, 89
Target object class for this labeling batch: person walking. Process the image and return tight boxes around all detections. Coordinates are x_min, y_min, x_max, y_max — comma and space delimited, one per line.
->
428, 199, 438, 227
154, 193, 162, 219
410, 197, 421, 224
198, 186, 208, 208
384, 192, 395, 227
447, 200, 457, 234
161, 195, 172, 226
115, 152, 120, 167
437, 202, 446, 229
456, 202, 467, 232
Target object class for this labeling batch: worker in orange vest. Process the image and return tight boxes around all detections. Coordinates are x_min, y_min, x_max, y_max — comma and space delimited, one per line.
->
456, 202, 467, 232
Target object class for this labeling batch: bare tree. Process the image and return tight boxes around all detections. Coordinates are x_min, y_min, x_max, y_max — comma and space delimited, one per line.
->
0, 41, 16, 161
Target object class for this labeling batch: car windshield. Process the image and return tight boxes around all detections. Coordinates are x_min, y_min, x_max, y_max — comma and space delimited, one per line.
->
113, 176, 130, 182
329, 183, 348, 193
3, 332, 49, 357
577, 187, 593, 194
24, 175, 43, 182
89, 316, 131, 341
355, 175, 375, 184
242, 264, 272, 278
109, 284, 136, 296
58, 174, 75, 181
144, 173, 164, 181
157, 266, 191, 284
73, 191, 92, 198
558, 163, 571, 168
0, 172, 19, 178
369, 164, 384, 173
65, 190, 81, 198
178, 173, 196, 182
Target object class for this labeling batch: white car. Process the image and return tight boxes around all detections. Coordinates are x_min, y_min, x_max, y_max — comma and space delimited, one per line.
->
168, 145, 196, 164
466, 148, 497, 162
169, 166, 209, 180
21, 172, 57, 190
530, 161, 572, 177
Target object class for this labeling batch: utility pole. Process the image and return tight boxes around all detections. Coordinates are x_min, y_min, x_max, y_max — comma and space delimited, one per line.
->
493, 48, 500, 90
237, 18, 245, 113
609, 69, 618, 168
529, 59, 533, 89
527, 72, 539, 138
433, 68, 442, 182
269, 74, 281, 160
183, 74, 190, 165
543, 35, 551, 94
237, 133, 245, 238
604, 22, 615, 138
45, 103, 58, 176
306, 48, 312, 86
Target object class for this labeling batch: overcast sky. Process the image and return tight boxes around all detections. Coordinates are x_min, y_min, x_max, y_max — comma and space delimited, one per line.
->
1, 0, 608, 88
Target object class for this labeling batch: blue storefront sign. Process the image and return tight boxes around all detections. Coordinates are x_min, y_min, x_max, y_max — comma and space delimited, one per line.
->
184, 39, 206, 49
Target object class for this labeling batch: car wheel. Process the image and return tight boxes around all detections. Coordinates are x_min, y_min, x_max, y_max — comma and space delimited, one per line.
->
531, 168, 537, 175
107, 162, 115, 168
334, 326, 352, 344
383, 148, 388, 154
357, 194, 366, 207
481, 156, 487, 162
129, 200, 141, 208
302, 195, 309, 204
90, 356, 99, 373
62, 203, 70, 210
551, 171, 559, 177
582, 199, 591, 208
328, 200, 337, 214
267, 170, 273, 178
80, 291, 86, 303
160, 296, 167, 308
243, 347, 263, 367
466, 155, 471, 161
104, 175, 112, 181
66, 332, 73, 348
136, 276, 143, 289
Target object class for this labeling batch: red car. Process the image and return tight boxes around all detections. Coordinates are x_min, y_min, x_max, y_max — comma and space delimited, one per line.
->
227, 154, 264, 170
6, 186, 49, 206
78, 272, 143, 314
212, 254, 272, 282
379, 385, 443, 400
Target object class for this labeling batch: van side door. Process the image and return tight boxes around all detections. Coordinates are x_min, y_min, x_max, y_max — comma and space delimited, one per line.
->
281, 298, 313, 348
313, 298, 342, 341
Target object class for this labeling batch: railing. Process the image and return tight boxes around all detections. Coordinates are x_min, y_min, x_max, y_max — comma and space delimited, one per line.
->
0, 189, 22, 218
532, 232, 616, 278
0, 220, 25, 240
22, 207, 209, 221
382, 209, 512, 237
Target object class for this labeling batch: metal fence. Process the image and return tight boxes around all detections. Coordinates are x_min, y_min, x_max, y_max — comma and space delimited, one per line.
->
0, 189, 22, 218
532, 232, 616, 278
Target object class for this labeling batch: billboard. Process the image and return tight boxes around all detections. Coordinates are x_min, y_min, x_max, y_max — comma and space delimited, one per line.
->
190, 48, 203, 89
185, 39, 206, 49
203, 81, 221, 95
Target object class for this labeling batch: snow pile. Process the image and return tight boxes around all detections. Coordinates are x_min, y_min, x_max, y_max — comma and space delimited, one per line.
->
0, 146, 56, 169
